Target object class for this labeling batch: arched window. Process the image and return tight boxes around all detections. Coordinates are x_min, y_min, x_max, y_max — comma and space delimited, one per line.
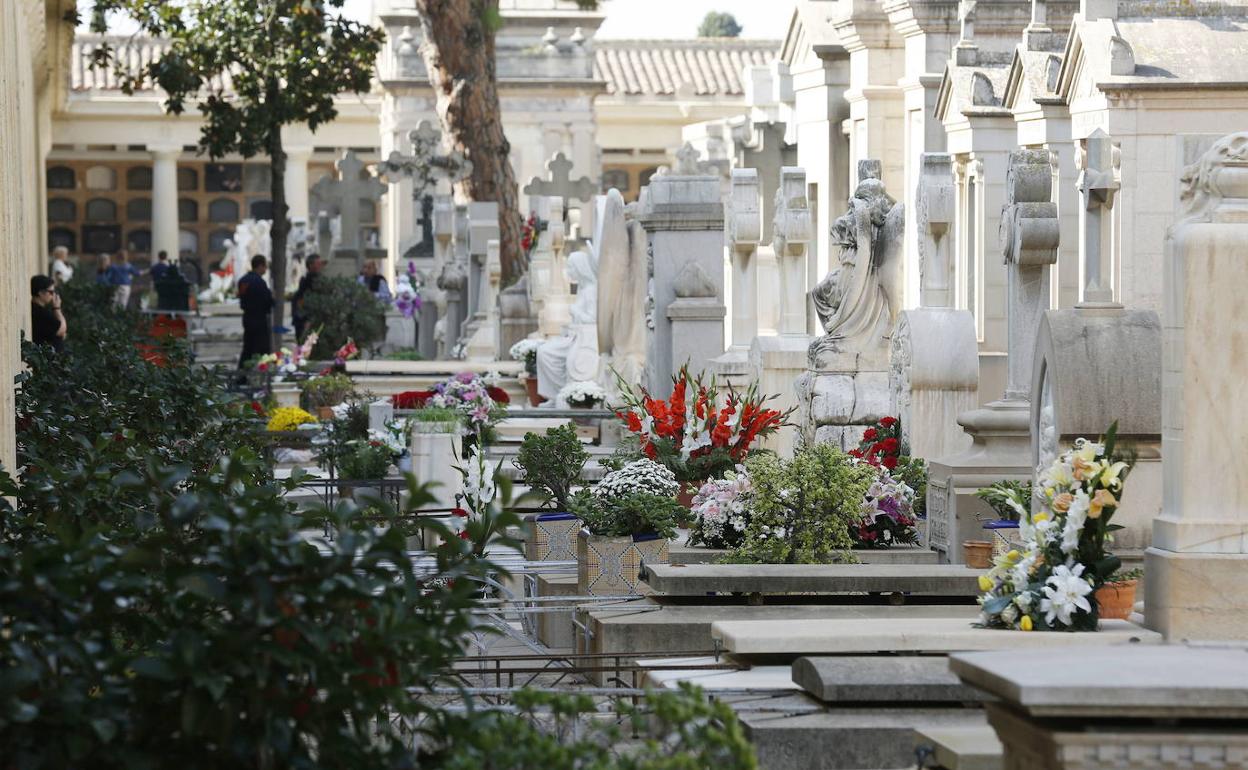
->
178, 198, 199, 222
178, 229, 199, 256
82, 225, 120, 254
126, 166, 153, 191
602, 168, 630, 192
249, 199, 273, 220
126, 197, 152, 222
46, 166, 75, 190
47, 198, 77, 222
207, 229, 233, 253
208, 198, 240, 222
85, 198, 118, 222
85, 166, 117, 191
48, 228, 76, 252
243, 164, 271, 193
177, 167, 198, 192
127, 229, 152, 254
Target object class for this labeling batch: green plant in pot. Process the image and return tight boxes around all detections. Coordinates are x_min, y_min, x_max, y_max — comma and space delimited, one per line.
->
338, 441, 394, 480
302, 372, 355, 412
975, 479, 1031, 521
514, 424, 589, 512
568, 459, 682, 595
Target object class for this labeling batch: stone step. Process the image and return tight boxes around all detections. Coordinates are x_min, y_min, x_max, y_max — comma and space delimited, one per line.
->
792, 656, 986, 704
711, 616, 1163, 658
640, 563, 983, 598
667, 542, 939, 566
639, 656, 800, 692
914, 726, 1003, 770
739, 701, 989, 770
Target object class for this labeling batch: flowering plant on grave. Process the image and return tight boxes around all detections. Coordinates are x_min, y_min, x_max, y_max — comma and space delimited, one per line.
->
688, 465, 753, 550
559, 380, 607, 408
570, 459, 682, 539
977, 422, 1133, 632
428, 372, 510, 433
849, 416, 902, 470
266, 406, 318, 432
509, 338, 541, 376
853, 470, 920, 549
520, 212, 541, 256
334, 338, 360, 367
593, 459, 680, 500
615, 366, 791, 485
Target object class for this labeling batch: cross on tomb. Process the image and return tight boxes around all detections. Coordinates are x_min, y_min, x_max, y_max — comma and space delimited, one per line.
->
380, 120, 474, 200
309, 150, 386, 253
523, 152, 596, 203
1076, 128, 1121, 307
405, 194, 434, 259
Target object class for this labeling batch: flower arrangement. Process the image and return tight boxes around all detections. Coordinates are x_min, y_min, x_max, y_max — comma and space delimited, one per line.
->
594, 459, 680, 500
849, 416, 902, 470
977, 424, 1132, 632
334, 338, 360, 367
520, 212, 542, 256
854, 472, 920, 549
615, 366, 790, 484
559, 380, 607, 409
266, 406, 318, 432
393, 262, 423, 318
301, 373, 354, 409
428, 372, 509, 433
975, 480, 1032, 521
255, 330, 318, 376
571, 460, 683, 539
509, 338, 541, 376
688, 466, 752, 549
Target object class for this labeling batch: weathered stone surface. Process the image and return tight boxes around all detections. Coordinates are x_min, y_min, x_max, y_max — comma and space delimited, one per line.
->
851, 370, 892, 423
793, 656, 987, 704
641, 563, 983, 597
915, 725, 1003, 770
712, 617, 1161, 656
534, 573, 578, 650
810, 373, 856, 424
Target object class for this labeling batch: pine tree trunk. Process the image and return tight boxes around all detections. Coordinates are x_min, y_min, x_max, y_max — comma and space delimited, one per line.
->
268, 115, 288, 351
415, 0, 524, 284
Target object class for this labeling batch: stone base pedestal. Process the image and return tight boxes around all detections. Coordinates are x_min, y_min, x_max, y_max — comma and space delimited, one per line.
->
667, 297, 727, 381
797, 367, 890, 452
708, 347, 751, 394
927, 400, 1030, 564
750, 334, 810, 456
1145, 548, 1248, 641
890, 308, 979, 461
410, 428, 463, 509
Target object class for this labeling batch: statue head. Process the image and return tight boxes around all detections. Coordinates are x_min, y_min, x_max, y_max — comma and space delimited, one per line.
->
853, 177, 896, 227
566, 249, 596, 287
830, 212, 857, 258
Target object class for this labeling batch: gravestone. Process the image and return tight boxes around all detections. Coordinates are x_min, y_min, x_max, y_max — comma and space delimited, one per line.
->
464, 202, 501, 361
309, 150, 387, 275
927, 150, 1056, 563
522, 151, 596, 206
890, 154, 979, 462
595, 190, 648, 401
527, 194, 570, 338
710, 168, 761, 386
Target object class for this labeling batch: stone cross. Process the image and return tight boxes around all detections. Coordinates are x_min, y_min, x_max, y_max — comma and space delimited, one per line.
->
772, 167, 812, 336
727, 168, 761, 354
522, 152, 596, 204
309, 150, 386, 254
999, 148, 1060, 401
380, 120, 473, 200
955, 0, 978, 63
673, 142, 705, 175
1076, 128, 1121, 307
917, 153, 956, 308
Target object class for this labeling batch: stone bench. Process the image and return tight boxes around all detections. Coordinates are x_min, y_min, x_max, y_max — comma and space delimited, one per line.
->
711, 616, 1163, 658
640, 563, 982, 600
915, 726, 1003, 770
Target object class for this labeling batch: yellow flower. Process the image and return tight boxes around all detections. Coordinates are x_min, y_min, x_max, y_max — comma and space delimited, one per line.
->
1088, 488, 1118, 519
1074, 443, 1097, 464
1052, 492, 1074, 513
978, 574, 994, 592
1005, 549, 1021, 563
1033, 511, 1050, 523
1020, 615, 1033, 631
1100, 461, 1128, 489
267, 406, 319, 432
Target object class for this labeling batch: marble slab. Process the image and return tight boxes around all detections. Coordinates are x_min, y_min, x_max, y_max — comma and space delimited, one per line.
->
641, 563, 982, 596
792, 656, 986, 703
915, 726, 1003, 770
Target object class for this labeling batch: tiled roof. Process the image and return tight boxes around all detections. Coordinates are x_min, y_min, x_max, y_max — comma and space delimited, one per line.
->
593, 39, 780, 97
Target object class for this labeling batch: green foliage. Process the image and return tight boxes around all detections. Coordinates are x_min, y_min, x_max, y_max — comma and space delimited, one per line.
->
514, 424, 590, 511
975, 479, 1032, 521
337, 441, 393, 479
730, 445, 876, 564
384, 348, 425, 361
301, 276, 387, 358
300, 372, 354, 408
409, 406, 463, 424
892, 456, 928, 517
570, 490, 681, 539
697, 11, 742, 37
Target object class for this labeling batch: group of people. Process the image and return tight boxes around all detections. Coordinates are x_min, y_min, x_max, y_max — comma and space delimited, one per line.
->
93, 249, 175, 309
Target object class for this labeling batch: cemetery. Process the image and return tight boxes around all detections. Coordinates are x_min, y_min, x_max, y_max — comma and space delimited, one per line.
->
5, 0, 1248, 767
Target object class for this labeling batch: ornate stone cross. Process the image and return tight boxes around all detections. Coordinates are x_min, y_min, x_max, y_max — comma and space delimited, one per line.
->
522, 152, 596, 204
1076, 128, 1121, 307
309, 150, 386, 253
726, 167, 760, 354
772, 167, 812, 337
380, 120, 474, 200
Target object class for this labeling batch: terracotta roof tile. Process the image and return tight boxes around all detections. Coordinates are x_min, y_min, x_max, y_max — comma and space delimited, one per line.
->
593, 39, 779, 97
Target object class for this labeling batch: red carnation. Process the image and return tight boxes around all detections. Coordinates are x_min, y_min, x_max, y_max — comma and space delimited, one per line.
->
862, 428, 878, 441
879, 416, 898, 427
882, 455, 899, 470
881, 437, 900, 454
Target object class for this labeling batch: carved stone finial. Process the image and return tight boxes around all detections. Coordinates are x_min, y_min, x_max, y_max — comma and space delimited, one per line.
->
1177, 132, 1248, 226
1000, 149, 1059, 267
673, 261, 717, 299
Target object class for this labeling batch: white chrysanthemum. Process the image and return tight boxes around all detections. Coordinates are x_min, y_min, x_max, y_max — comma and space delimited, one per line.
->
595, 459, 679, 499
1040, 563, 1093, 627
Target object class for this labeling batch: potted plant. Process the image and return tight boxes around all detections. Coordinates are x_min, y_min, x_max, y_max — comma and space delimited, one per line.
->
570, 459, 681, 595
266, 406, 318, 433
514, 424, 590, 562
559, 380, 606, 410
510, 338, 543, 406
302, 372, 354, 419
1095, 567, 1142, 620
687, 466, 752, 550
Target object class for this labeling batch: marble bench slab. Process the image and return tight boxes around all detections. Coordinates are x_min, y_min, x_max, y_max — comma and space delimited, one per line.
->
711, 616, 1162, 656
792, 655, 985, 703
640, 563, 982, 596
915, 726, 1003, 770
667, 543, 940, 566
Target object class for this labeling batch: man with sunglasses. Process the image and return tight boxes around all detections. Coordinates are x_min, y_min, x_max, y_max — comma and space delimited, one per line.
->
30, 275, 66, 352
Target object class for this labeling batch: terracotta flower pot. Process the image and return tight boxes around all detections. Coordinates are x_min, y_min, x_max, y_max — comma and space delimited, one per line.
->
317, 405, 335, 420
523, 376, 546, 407
1094, 578, 1138, 620
963, 540, 994, 569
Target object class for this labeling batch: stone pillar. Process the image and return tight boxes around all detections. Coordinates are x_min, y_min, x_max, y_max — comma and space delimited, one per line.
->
1147, 132, 1248, 641
531, 195, 571, 338
711, 168, 761, 381
284, 145, 312, 222
151, 143, 181, 261
639, 175, 726, 397
465, 203, 501, 362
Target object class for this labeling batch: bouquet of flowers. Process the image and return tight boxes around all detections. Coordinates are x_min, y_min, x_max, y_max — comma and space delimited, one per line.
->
266, 406, 318, 432
688, 465, 752, 549
509, 338, 542, 376
594, 459, 680, 500
334, 338, 360, 367
854, 470, 919, 549
521, 212, 542, 257
849, 416, 902, 470
615, 366, 790, 484
977, 424, 1132, 632
255, 330, 318, 377
429, 372, 508, 433
559, 380, 607, 408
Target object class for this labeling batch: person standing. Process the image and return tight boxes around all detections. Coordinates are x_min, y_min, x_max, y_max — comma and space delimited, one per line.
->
95, 253, 111, 285
238, 254, 274, 370
291, 253, 324, 342
50, 246, 74, 285
358, 259, 391, 302
150, 250, 173, 282
106, 250, 140, 308
30, 275, 66, 352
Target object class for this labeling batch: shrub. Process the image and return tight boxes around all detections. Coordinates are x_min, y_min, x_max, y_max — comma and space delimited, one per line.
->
301, 372, 355, 408
301, 276, 387, 358
385, 348, 424, 361
514, 424, 589, 510
570, 490, 682, 539
337, 441, 394, 479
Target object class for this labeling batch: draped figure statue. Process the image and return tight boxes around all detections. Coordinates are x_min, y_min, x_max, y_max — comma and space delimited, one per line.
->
536, 250, 598, 402
595, 189, 648, 401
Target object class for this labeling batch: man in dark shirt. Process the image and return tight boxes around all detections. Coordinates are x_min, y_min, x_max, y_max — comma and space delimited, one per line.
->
150, 250, 173, 282
30, 275, 66, 352
237, 255, 274, 370
291, 253, 324, 342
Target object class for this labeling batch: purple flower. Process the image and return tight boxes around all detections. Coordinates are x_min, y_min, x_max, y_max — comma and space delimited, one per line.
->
455, 371, 476, 385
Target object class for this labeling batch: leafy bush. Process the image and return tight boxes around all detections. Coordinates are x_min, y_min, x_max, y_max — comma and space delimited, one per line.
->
385, 348, 424, 361
514, 424, 589, 510
337, 441, 394, 479
300, 372, 355, 408
570, 490, 682, 539
301, 276, 386, 358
